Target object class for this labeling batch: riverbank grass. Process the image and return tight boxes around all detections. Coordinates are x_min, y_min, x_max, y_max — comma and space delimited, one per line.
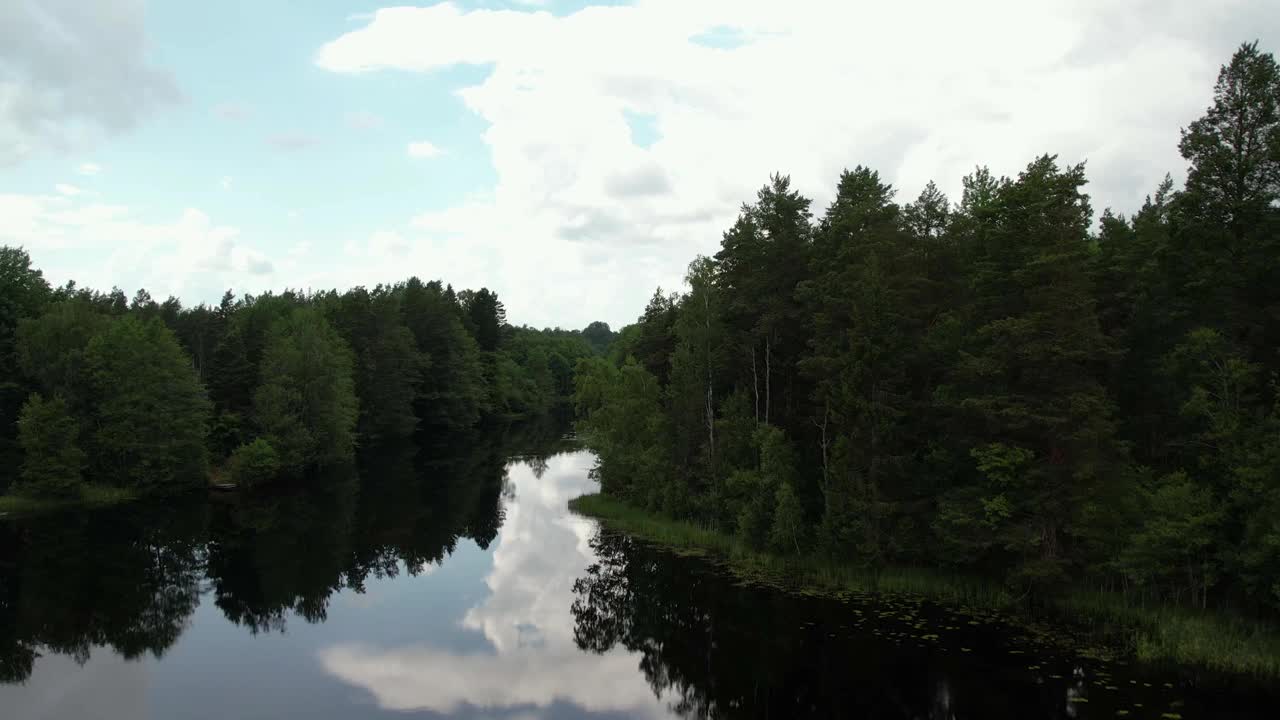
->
569, 492, 1280, 677
569, 493, 1010, 607
1061, 589, 1280, 676
0, 485, 138, 516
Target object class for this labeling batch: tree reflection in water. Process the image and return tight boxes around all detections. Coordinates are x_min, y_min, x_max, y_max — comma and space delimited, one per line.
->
0, 418, 561, 683
2, 413, 1276, 720
571, 530, 996, 718
568, 529, 1265, 720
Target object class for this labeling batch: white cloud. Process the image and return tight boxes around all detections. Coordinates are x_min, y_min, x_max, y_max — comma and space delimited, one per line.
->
406, 141, 443, 158
313, 0, 1267, 329
320, 643, 668, 717
77, 162, 102, 176
0, 192, 277, 301
0, 1, 179, 166
220, 176, 233, 191
319, 451, 672, 717
55, 183, 81, 197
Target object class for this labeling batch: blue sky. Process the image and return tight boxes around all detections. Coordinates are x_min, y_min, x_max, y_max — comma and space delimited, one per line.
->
2, 1, 1275, 328
2, 1, 507, 312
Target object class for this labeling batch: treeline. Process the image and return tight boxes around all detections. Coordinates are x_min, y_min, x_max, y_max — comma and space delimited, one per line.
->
0, 418, 570, 682
574, 43, 1280, 612
0, 252, 613, 497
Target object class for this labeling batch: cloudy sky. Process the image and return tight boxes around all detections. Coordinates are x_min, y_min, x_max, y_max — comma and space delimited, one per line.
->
2, 1, 1276, 329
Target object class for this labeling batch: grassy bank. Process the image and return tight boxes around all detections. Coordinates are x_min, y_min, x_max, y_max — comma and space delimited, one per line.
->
0, 485, 138, 517
569, 493, 1010, 605
1061, 589, 1280, 677
569, 492, 1280, 677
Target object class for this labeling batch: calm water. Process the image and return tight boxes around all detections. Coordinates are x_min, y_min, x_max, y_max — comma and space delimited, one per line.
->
1, 427, 1277, 719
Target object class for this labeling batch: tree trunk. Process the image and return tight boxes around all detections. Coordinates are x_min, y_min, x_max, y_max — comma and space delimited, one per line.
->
704, 292, 715, 466
764, 333, 772, 425
751, 345, 759, 424
706, 381, 715, 466
1203, 560, 1209, 610
816, 400, 830, 498
869, 372, 879, 552
1187, 560, 1198, 608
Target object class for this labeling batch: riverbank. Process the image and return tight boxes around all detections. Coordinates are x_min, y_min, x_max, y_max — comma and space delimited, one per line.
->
0, 485, 138, 517
569, 492, 1280, 677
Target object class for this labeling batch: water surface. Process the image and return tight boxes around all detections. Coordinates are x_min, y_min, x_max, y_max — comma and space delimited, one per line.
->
1, 432, 1276, 718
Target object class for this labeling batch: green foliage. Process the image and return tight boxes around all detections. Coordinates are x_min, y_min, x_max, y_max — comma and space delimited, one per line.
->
0, 247, 51, 352
1, 246, 574, 506
755, 424, 796, 488
16, 300, 109, 405
321, 286, 426, 442
571, 491, 1280, 678
1178, 41, 1280, 235
730, 469, 772, 550
668, 256, 724, 472
226, 438, 282, 487
576, 43, 1280, 615
490, 326, 594, 416
581, 321, 616, 355
464, 288, 506, 352
574, 357, 671, 505
769, 482, 805, 554
970, 443, 1036, 487
16, 394, 85, 496
1120, 472, 1222, 605
0, 247, 51, 482
84, 316, 212, 489
2, 40, 1280, 631
399, 277, 486, 430
0, 484, 135, 516
253, 308, 358, 472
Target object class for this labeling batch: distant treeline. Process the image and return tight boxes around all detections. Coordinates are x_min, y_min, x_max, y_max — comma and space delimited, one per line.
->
0, 251, 616, 496
575, 43, 1280, 612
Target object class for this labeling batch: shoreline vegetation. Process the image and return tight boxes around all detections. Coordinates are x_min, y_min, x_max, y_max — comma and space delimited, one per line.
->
569, 492, 1280, 678
0, 485, 137, 516
568, 41, 1280, 686
0, 240, 617, 512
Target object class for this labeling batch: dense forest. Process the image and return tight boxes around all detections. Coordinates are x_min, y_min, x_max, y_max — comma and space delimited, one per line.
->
0, 247, 615, 498
574, 42, 1280, 613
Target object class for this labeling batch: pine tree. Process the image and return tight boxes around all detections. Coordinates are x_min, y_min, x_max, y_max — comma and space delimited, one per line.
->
801, 167, 911, 561
398, 277, 485, 430
1176, 42, 1280, 376
950, 156, 1121, 585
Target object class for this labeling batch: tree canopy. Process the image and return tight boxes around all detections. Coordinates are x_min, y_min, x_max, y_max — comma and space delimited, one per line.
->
577, 42, 1280, 612
0, 255, 610, 495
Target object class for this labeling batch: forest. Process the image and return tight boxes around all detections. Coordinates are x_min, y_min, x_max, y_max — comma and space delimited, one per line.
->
573, 42, 1280, 614
0, 247, 615, 501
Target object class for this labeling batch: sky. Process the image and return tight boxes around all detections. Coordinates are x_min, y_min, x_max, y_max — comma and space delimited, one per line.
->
1, 0, 1277, 330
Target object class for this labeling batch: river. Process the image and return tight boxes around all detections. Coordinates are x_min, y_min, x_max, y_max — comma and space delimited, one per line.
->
0, 427, 1275, 718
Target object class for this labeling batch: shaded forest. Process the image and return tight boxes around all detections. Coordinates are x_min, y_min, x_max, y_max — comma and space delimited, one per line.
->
575, 43, 1280, 613
0, 248, 615, 497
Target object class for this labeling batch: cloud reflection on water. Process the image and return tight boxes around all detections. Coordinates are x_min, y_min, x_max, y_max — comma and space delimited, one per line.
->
319, 450, 674, 718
